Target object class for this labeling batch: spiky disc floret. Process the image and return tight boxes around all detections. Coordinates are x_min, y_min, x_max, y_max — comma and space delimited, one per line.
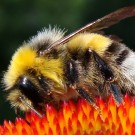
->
1, 95, 135, 135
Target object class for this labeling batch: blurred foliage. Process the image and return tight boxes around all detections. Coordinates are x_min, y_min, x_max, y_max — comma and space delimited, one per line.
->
0, 0, 135, 123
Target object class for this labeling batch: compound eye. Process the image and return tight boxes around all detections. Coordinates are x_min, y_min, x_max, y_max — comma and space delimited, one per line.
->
18, 77, 43, 103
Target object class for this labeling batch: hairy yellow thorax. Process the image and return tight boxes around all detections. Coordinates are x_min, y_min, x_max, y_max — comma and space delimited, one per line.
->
4, 45, 64, 89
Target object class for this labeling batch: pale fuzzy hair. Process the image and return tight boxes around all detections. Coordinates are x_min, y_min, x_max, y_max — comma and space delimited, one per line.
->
29, 26, 66, 46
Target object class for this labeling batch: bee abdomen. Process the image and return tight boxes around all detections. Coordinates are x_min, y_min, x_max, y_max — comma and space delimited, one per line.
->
107, 42, 135, 90
106, 42, 130, 65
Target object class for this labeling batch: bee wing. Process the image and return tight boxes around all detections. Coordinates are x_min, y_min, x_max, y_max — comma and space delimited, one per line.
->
46, 5, 135, 51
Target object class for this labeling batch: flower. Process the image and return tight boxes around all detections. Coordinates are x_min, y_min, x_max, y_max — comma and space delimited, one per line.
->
1, 94, 135, 135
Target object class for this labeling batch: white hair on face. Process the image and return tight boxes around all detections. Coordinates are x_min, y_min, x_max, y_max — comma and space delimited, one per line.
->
29, 26, 66, 46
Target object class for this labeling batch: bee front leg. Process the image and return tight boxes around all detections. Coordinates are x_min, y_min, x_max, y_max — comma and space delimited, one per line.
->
65, 59, 79, 87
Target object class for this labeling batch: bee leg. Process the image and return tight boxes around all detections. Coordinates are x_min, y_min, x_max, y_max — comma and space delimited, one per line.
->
76, 87, 102, 117
83, 49, 114, 81
19, 97, 42, 118
92, 51, 114, 81
108, 83, 123, 105
66, 59, 79, 86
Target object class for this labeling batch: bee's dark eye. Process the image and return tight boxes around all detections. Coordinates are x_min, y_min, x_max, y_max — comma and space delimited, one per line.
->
18, 77, 43, 104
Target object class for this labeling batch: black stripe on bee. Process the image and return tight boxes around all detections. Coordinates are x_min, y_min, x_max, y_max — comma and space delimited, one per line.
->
106, 42, 121, 54
37, 41, 51, 55
92, 51, 114, 81
116, 49, 129, 65
18, 77, 43, 105
65, 59, 79, 85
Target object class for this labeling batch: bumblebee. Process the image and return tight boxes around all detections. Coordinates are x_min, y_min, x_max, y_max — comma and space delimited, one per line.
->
3, 6, 135, 117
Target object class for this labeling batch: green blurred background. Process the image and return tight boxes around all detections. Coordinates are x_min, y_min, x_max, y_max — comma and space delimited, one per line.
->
0, 0, 135, 123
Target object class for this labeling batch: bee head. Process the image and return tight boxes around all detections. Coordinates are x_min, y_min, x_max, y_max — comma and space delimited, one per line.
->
3, 44, 65, 112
